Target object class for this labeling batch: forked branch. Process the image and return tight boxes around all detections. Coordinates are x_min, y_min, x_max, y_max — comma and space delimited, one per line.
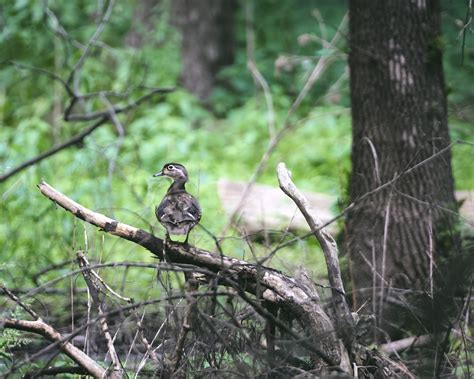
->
37, 180, 345, 370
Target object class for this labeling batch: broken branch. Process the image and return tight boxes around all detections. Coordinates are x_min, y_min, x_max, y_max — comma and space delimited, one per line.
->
277, 162, 354, 347
37, 180, 345, 370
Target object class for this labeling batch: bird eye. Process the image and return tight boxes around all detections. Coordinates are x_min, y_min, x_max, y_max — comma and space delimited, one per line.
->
167, 164, 175, 170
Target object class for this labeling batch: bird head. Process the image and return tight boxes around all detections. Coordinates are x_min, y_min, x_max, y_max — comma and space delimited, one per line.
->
153, 163, 189, 182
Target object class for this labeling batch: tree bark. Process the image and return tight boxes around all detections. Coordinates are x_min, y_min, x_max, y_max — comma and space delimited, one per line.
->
171, 0, 237, 101
347, 0, 457, 322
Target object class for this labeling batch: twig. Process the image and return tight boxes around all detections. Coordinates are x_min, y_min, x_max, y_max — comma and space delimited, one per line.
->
76, 251, 124, 378
288, 13, 347, 115
67, 0, 116, 93
173, 273, 198, 372
64, 87, 173, 121
4, 60, 74, 97
101, 94, 125, 184
36, 180, 346, 370
44, 5, 86, 51
461, 0, 473, 65
0, 117, 107, 183
134, 311, 159, 363
0, 83, 172, 184
245, 0, 275, 137
378, 190, 393, 335
1, 284, 39, 320
269, 140, 467, 256
222, 13, 348, 233
276, 162, 354, 347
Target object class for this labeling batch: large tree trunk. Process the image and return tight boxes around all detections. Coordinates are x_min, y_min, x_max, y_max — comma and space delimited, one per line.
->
171, 0, 237, 101
346, 0, 458, 332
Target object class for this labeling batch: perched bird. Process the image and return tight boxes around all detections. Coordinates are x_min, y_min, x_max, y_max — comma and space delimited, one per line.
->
153, 163, 201, 244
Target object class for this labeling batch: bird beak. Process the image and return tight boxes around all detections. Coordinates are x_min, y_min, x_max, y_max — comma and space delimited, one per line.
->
153, 170, 164, 177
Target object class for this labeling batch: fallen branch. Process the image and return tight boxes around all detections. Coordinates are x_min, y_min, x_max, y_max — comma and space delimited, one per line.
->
277, 162, 354, 347
37, 180, 345, 370
1, 283, 106, 379
380, 335, 431, 355
1, 318, 106, 379
76, 251, 123, 378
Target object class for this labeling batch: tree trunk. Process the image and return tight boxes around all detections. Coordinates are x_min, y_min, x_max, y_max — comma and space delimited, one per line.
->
171, 0, 237, 101
346, 0, 458, 330
125, 0, 160, 48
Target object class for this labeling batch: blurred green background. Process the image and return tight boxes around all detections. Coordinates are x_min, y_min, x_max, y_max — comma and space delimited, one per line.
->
0, 0, 472, 298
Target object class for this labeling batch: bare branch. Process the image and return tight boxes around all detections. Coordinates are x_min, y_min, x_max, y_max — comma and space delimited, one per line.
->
1, 284, 39, 320
2, 318, 106, 379
222, 14, 348, 232
277, 162, 354, 347
67, 0, 116, 93
76, 251, 123, 378
288, 13, 347, 115
64, 87, 174, 122
4, 60, 74, 97
0, 117, 107, 183
269, 140, 467, 256
36, 180, 345, 370
0, 87, 173, 184
245, 1, 275, 137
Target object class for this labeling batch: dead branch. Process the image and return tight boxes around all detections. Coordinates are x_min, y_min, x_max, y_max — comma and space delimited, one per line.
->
268, 140, 466, 257
1, 283, 107, 378
2, 287, 235, 377
0, 87, 173, 184
277, 162, 354, 347
381, 335, 431, 355
1, 318, 106, 378
37, 180, 345, 370
76, 251, 123, 378
222, 13, 348, 233
0, 117, 107, 183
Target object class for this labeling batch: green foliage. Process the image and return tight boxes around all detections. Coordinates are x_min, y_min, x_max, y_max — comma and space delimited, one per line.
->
0, 304, 33, 374
0, 0, 472, 286
212, 0, 349, 115
0, 2, 472, 374
442, 1, 474, 120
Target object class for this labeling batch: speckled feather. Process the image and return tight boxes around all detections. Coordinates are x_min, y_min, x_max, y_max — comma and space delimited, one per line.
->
156, 191, 201, 235
154, 163, 201, 240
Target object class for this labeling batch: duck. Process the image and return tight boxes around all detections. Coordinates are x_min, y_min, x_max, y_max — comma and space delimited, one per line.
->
153, 163, 201, 244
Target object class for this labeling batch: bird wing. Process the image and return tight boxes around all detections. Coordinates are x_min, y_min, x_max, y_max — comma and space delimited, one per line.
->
179, 195, 201, 222
156, 193, 201, 225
